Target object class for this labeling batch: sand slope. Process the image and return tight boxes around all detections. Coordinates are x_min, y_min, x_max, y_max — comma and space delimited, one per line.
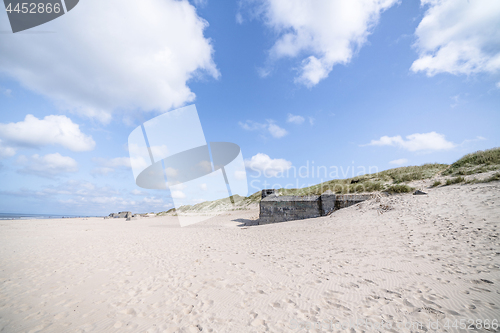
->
0, 182, 499, 332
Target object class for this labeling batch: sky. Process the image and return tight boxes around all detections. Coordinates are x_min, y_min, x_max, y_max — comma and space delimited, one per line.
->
0, 0, 499, 216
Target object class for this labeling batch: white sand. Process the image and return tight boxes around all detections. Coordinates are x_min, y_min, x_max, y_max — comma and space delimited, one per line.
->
0, 182, 499, 333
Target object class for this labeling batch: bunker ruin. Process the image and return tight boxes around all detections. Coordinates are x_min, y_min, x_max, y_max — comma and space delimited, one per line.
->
259, 190, 371, 225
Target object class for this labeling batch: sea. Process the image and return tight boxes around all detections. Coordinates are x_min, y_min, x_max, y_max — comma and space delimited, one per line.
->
0, 213, 93, 220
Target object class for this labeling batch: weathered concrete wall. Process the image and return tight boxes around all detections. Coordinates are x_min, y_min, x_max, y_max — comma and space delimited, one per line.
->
259, 191, 372, 224
334, 194, 371, 210
320, 193, 336, 216
260, 196, 321, 224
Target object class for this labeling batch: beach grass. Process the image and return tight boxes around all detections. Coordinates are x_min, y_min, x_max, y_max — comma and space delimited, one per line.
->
442, 147, 500, 176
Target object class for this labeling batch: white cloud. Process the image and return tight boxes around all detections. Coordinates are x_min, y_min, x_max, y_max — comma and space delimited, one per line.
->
239, 120, 267, 131
287, 113, 305, 124
461, 135, 487, 145
234, 170, 247, 180
257, 67, 271, 78
165, 167, 179, 178
171, 190, 186, 199
142, 197, 164, 204
411, 0, 500, 78
17, 153, 78, 177
0, 115, 95, 154
193, 0, 208, 7
239, 119, 288, 138
267, 122, 288, 138
245, 153, 292, 177
198, 160, 213, 173
389, 158, 409, 165
92, 156, 150, 176
236, 12, 244, 24
0, 139, 16, 159
150, 145, 170, 159
131, 189, 145, 195
366, 132, 456, 152
94, 157, 132, 168
254, 0, 399, 87
91, 167, 115, 176
308, 117, 315, 126
450, 94, 461, 108
2, 88, 12, 97
0, 0, 219, 123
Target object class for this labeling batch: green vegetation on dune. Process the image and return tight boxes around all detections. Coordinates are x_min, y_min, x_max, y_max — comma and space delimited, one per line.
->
442, 147, 500, 176
432, 180, 442, 187
445, 176, 465, 186
271, 163, 445, 197
375, 163, 448, 183
386, 184, 414, 193
480, 172, 500, 183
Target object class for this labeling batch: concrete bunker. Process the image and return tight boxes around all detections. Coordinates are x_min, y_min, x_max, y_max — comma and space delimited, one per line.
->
259, 190, 371, 224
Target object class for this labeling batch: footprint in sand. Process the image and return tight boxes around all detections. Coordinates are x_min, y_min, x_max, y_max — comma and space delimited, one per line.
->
120, 308, 137, 316
27, 322, 51, 333
183, 304, 194, 314
53, 311, 69, 320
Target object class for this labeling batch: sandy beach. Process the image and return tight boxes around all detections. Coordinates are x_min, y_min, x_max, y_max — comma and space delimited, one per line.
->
0, 182, 499, 333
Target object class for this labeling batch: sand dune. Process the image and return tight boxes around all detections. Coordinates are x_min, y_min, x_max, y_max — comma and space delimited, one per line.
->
0, 182, 499, 332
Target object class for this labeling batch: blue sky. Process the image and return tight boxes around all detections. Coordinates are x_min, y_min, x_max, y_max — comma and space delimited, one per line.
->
0, 0, 499, 216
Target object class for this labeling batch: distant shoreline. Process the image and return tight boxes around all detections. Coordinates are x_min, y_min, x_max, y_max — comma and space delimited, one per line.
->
0, 213, 97, 220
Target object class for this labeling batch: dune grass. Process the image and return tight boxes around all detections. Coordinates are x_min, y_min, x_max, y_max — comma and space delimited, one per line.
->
443, 147, 500, 176
270, 163, 445, 197
375, 163, 448, 183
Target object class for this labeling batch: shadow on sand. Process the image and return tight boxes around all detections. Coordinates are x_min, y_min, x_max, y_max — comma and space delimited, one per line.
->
231, 218, 260, 227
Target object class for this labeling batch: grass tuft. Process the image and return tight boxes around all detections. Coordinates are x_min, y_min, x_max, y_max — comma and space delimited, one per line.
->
481, 172, 500, 183
445, 176, 465, 186
431, 180, 441, 187
386, 184, 414, 194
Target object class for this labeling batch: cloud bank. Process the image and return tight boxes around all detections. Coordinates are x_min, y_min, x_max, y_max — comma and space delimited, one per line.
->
0, 0, 219, 123
17, 153, 78, 177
